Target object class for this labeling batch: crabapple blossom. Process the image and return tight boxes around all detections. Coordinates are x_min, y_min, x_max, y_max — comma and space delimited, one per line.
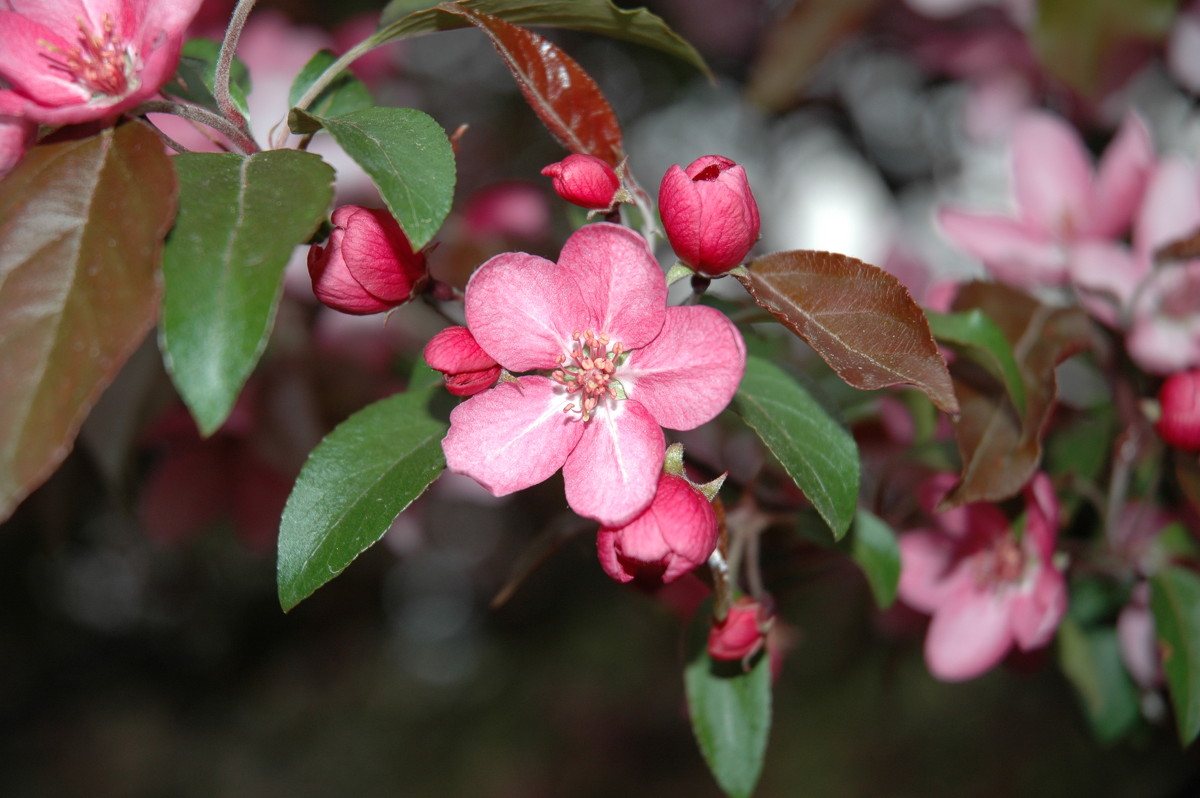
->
424, 326, 501, 397
897, 472, 1067, 682
938, 110, 1153, 291
307, 206, 428, 315
441, 223, 746, 527
1156, 370, 1200, 451
0, 0, 203, 124
541, 153, 621, 210
595, 472, 718, 584
708, 596, 773, 662
659, 154, 761, 276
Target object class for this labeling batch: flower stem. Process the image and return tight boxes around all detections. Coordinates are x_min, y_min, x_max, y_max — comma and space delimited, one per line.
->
215, 0, 258, 142
134, 100, 259, 154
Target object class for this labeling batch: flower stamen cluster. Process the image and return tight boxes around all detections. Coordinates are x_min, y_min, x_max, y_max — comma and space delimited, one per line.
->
40, 16, 136, 99
552, 330, 625, 420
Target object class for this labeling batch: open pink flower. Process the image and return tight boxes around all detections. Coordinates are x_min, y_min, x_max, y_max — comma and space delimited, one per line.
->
897, 472, 1067, 682
938, 110, 1153, 291
442, 223, 746, 527
0, 0, 203, 125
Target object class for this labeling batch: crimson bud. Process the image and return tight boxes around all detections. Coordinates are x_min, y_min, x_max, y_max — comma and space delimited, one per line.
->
1156, 370, 1200, 450
541, 154, 620, 210
307, 206, 427, 315
658, 154, 760, 275
707, 596, 773, 662
424, 326, 501, 397
596, 472, 718, 584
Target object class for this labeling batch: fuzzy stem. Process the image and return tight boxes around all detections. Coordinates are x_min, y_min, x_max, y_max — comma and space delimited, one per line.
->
215, 0, 257, 140
134, 100, 258, 154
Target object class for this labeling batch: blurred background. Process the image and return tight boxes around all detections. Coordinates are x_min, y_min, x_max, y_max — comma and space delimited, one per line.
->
5, 0, 1200, 794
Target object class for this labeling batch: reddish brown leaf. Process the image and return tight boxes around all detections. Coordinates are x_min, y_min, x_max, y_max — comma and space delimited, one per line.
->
736, 250, 959, 415
942, 282, 1092, 508
746, 0, 882, 111
0, 121, 177, 522
438, 3, 624, 165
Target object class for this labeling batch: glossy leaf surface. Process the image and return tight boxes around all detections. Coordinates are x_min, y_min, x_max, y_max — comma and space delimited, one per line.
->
1151, 565, 1200, 745
312, 107, 455, 249
0, 122, 176, 522
943, 282, 1091, 507
685, 650, 771, 798
376, 0, 709, 78
734, 355, 859, 539
160, 150, 334, 436
288, 49, 373, 122
277, 386, 448, 611
737, 250, 958, 416
436, 4, 624, 165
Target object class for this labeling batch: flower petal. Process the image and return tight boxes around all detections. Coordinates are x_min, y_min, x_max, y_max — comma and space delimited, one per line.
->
443, 376, 583, 496
464, 251, 587, 372
620, 305, 746, 430
1067, 241, 1143, 328
1010, 564, 1066, 650
1134, 158, 1200, 261
557, 223, 667, 349
897, 530, 961, 614
1087, 111, 1154, 239
563, 399, 664, 526
937, 209, 1065, 289
1011, 111, 1094, 239
924, 584, 1015, 682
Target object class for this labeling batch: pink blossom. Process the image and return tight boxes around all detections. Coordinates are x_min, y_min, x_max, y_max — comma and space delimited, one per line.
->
541, 153, 620, 211
938, 110, 1153, 291
0, 0, 203, 125
424, 326, 501, 397
596, 472, 718, 584
307, 205, 427, 315
659, 154, 761, 276
897, 472, 1067, 682
462, 181, 551, 242
707, 596, 772, 662
442, 223, 746, 526
1118, 582, 1164, 690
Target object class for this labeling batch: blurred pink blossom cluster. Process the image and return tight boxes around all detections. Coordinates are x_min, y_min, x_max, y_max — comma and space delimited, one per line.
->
938, 109, 1200, 377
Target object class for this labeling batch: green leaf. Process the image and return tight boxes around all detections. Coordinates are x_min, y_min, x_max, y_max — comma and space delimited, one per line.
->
0, 121, 177, 522
851, 509, 900, 608
277, 388, 448, 611
927, 308, 1027, 416
310, 107, 455, 250
162, 38, 252, 121
160, 149, 334, 436
1058, 616, 1141, 743
685, 651, 771, 798
288, 49, 373, 121
1151, 566, 1200, 745
734, 356, 860, 539
375, 0, 710, 78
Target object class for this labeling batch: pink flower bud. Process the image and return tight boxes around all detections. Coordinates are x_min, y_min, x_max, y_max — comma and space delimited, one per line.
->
541, 153, 621, 210
708, 596, 773, 662
659, 154, 760, 275
307, 206, 427, 315
1156, 370, 1200, 450
424, 326, 501, 396
596, 472, 718, 584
